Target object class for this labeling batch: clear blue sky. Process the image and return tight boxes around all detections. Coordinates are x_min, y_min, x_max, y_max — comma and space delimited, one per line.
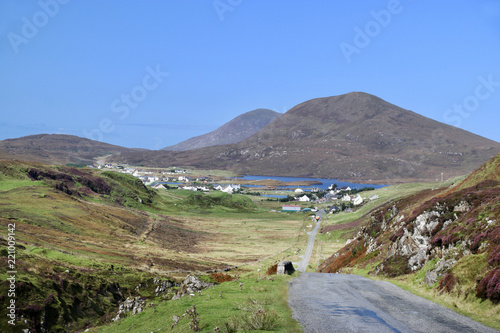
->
1, 1, 499, 149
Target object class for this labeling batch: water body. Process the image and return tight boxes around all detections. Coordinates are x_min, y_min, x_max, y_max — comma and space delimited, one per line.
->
241, 175, 387, 191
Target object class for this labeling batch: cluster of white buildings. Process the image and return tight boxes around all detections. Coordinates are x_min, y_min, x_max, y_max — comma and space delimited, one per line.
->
291, 185, 379, 207
100, 165, 243, 194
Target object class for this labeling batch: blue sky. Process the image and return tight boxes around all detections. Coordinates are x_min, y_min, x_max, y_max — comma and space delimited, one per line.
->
1, 1, 499, 149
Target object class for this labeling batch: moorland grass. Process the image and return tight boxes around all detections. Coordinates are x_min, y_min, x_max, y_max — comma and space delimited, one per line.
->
88, 274, 302, 333
1, 163, 486, 331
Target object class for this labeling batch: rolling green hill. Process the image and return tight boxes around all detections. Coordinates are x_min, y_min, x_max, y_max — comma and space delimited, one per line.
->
0, 161, 304, 332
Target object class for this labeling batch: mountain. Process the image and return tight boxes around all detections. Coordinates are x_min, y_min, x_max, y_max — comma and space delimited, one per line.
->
162, 108, 281, 151
318, 152, 500, 309
110, 92, 500, 183
0, 134, 139, 165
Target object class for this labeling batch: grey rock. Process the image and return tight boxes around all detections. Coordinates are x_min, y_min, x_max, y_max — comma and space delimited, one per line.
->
172, 275, 213, 300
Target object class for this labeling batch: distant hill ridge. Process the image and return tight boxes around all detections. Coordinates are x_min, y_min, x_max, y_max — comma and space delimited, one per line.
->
1, 92, 499, 183
111, 92, 500, 183
162, 108, 281, 151
0, 134, 138, 165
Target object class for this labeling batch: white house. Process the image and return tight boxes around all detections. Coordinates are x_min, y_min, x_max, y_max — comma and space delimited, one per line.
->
352, 194, 363, 206
222, 185, 234, 194
294, 188, 305, 194
182, 186, 198, 191
147, 175, 158, 182
299, 195, 310, 202
151, 183, 166, 190
341, 194, 352, 202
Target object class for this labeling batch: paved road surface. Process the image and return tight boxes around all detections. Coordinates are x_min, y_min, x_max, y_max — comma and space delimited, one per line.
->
288, 273, 498, 333
295, 210, 324, 272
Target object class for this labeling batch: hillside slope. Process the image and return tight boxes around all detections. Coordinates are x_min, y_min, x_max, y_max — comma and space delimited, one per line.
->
0, 161, 301, 332
162, 108, 281, 151
452, 152, 500, 191
112, 92, 500, 183
0, 134, 140, 165
318, 153, 500, 324
0, 161, 211, 332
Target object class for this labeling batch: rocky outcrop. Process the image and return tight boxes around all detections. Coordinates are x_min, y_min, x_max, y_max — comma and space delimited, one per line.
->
172, 275, 213, 300
321, 179, 499, 282
112, 296, 146, 321
424, 258, 457, 286
153, 277, 175, 296
386, 211, 442, 271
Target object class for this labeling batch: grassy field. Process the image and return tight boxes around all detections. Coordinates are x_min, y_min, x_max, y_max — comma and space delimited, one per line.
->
84, 175, 485, 333
88, 274, 302, 333
0, 163, 312, 331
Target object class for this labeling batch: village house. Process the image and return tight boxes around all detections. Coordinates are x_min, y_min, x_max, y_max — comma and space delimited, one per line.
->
218, 184, 240, 194
352, 194, 363, 206
222, 185, 234, 194
294, 188, 305, 195
341, 194, 352, 202
325, 193, 340, 202
328, 205, 340, 213
177, 176, 191, 182
299, 195, 311, 202
149, 182, 165, 190
181, 185, 198, 191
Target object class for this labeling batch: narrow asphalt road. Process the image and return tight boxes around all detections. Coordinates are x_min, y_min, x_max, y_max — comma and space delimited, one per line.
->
288, 273, 498, 333
296, 210, 324, 272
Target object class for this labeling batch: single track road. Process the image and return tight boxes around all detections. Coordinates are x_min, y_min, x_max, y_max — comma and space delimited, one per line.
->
288, 273, 498, 333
